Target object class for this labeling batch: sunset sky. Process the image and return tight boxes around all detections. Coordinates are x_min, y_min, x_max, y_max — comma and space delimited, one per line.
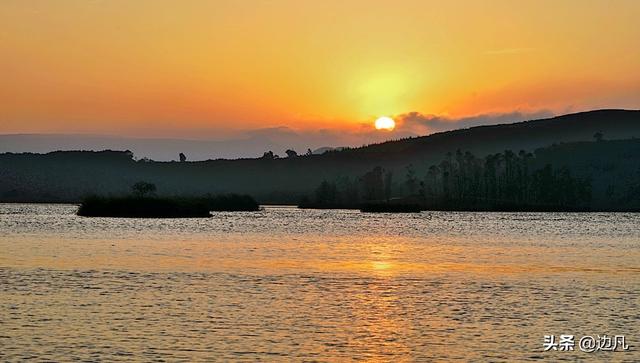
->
1, 0, 639, 140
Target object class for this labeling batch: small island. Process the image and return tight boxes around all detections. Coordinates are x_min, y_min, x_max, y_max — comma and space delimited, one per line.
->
77, 182, 260, 218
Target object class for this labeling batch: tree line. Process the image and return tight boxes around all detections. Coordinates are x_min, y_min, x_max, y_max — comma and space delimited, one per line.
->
301, 149, 593, 211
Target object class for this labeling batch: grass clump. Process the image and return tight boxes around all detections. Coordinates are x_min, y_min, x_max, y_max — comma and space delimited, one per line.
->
77, 182, 260, 217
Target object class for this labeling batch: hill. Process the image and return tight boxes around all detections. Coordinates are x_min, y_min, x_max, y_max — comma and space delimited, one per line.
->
1, 109, 638, 206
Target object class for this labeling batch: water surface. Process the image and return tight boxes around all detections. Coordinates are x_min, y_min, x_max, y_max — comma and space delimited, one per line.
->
1, 204, 638, 361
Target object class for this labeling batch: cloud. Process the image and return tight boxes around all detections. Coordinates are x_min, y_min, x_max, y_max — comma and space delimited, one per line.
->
0, 110, 556, 160
235, 110, 556, 154
396, 110, 555, 134
243, 125, 417, 152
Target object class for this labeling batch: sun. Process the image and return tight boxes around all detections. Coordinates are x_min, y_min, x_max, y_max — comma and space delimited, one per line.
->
374, 116, 395, 130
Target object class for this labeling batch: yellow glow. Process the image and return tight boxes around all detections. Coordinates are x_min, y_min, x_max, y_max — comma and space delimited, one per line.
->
0, 1, 638, 136
375, 116, 396, 131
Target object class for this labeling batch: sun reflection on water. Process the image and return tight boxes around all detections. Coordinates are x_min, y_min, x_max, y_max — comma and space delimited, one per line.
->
371, 261, 392, 271
1, 205, 640, 361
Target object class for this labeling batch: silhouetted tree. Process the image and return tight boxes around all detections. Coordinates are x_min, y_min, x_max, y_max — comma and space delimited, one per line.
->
416, 149, 592, 210
405, 164, 418, 195
384, 170, 393, 202
261, 151, 275, 160
285, 149, 298, 158
361, 167, 385, 201
131, 181, 156, 198
315, 181, 337, 204
337, 176, 360, 205
306, 148, 313, 156
594, 131, 604, 142
179, 153, 187, 162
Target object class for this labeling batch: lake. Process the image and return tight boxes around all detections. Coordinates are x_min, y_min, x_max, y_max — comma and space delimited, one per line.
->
1, 204, 638, 361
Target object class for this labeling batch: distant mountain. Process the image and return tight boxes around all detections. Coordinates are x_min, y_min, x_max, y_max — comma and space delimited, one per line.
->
345, 109, 639, 160
0, 128, 398, 161
0, 134, 287, 161
1, 109, 639, 205
4, 109, 634, 161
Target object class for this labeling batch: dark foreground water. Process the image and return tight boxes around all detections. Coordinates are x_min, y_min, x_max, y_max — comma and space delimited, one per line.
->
0, 204, 638, 361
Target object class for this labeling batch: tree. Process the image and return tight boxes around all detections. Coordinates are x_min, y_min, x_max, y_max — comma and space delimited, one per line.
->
285, 149, 298, 158
131, 181, 156, 198
305, 148, 313, 156
315, 181, 337, 205
593, 131, 604, 142
361, 167, 385, 201
337, 176, 360, 205
179, 153, 187, 162
425, 165, 440, 202
261, 151, 275, 160
405, 164, 418, 195
384, 170, 393, 202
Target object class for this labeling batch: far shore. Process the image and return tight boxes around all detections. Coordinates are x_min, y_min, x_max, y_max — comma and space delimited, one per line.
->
2, 200, 638, 213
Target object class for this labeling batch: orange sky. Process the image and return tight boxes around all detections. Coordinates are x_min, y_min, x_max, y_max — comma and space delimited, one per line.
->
1, 0, 639, 138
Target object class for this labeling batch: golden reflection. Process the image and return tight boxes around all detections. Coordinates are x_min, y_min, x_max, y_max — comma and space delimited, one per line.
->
346, 279, 412, 360
371, 261, 392, 271
3, 234, 639, 276
366, 241, 399, 276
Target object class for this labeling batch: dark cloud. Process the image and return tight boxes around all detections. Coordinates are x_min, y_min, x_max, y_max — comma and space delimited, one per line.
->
396, 110, 555, 134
